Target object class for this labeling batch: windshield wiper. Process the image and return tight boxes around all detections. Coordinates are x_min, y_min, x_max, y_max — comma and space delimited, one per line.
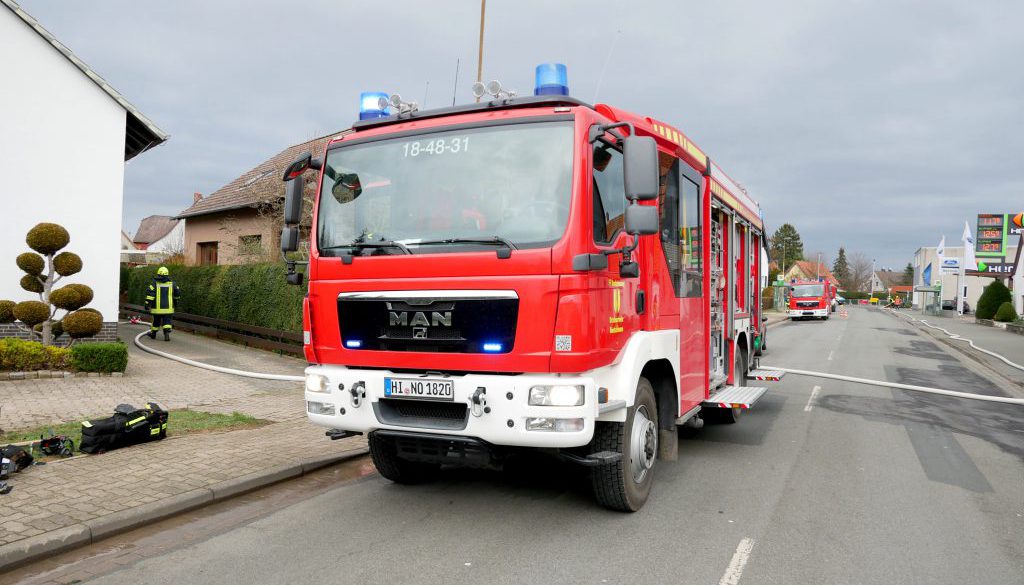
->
322, 240, 412, 255
412, 236, 518, 250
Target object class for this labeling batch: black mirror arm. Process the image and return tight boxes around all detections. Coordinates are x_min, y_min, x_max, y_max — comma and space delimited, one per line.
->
588, 122, 632, 145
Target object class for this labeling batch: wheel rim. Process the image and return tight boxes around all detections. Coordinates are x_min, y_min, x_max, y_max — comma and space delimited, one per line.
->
630, 405, 657, 484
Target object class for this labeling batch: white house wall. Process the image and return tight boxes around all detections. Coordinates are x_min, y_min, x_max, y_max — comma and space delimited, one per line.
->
0, 9, 126, 333
147, 221, 185, 255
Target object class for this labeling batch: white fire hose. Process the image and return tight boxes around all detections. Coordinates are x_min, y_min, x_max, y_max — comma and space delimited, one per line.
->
131, 328, 303, 383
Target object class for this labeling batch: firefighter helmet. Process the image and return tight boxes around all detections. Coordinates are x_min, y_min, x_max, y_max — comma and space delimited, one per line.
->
157, 266, 170, 276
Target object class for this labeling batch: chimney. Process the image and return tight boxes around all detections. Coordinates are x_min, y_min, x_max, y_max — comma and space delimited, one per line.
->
193, 192, 203, 204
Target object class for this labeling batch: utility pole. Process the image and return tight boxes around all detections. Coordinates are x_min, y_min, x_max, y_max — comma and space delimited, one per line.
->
870, 258, 876, 294
816, 252, 821, 280
475, 0, 486, 103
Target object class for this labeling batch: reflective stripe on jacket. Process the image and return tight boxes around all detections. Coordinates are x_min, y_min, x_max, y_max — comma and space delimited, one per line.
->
146, 280, 179, 315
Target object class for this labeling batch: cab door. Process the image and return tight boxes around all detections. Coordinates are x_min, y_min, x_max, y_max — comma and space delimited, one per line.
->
676, 162, 706, 410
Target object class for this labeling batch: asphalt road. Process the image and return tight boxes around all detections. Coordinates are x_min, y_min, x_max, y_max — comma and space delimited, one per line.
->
47, 307, 1024, 584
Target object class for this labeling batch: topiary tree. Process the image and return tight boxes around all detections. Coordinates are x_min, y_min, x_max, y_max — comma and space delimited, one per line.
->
975, 280, 1012, 320
994, 301, 1018, 323
0, 223, 99, 345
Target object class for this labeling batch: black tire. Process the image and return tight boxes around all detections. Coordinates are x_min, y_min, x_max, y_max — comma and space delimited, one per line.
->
705, 347, 747, 425
590, 377, 658, 512
368, 433, 439, 484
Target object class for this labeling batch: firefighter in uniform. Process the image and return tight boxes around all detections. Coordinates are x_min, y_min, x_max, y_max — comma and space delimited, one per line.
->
145, 267, 181, 341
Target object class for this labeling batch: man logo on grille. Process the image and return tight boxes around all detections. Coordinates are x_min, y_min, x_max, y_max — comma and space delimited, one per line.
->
389, 311, 452, 327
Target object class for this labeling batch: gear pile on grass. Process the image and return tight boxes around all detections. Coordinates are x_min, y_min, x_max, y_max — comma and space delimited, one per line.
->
0, 223, 102, 345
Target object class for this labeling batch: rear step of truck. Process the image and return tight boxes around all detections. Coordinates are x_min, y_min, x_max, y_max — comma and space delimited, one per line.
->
702, 386, 768, 409
749, 369, 786, 381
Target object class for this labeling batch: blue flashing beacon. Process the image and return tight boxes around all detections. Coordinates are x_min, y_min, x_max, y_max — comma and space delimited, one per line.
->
359, 92, 390, 120
534, 63, 569, 96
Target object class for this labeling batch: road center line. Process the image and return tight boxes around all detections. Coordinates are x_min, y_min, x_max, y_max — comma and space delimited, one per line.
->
719, 537, 756, 585
804, 385, 822, 412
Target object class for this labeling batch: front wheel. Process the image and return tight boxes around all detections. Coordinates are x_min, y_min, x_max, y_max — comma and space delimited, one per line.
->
368, 433, 439, 484
590, 377, 658, 512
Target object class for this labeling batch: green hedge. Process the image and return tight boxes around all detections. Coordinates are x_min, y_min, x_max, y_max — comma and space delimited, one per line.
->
124, 263, 303, 332
994, 301, 1018, 323
976, 280, 1012, 320
71, 342, 128, 372
0, 338, 71, 371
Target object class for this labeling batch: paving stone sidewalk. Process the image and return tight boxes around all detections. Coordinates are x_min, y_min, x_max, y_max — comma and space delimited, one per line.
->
0, 324, 307, 431
0, 326, 364, 567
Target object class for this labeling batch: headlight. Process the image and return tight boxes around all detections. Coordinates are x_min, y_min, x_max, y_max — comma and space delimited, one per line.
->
528, 384, 585, 406
305, 374, 329, 393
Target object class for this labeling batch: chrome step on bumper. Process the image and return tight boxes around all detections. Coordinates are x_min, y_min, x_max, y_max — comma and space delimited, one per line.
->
750, 369, 785, 381
702, 386, 768, 409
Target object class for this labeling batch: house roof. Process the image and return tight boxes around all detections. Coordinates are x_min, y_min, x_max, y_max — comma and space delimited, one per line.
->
132, 215, 179, 244
177, 131, 346, 219
3, 0, 167, 160
875, 269, 906, 290
785, 260, 840, 287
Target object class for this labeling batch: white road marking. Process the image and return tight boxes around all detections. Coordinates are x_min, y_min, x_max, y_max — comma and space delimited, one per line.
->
827, 350, 834, 361
719, 537, 756, 585
804, 385, 822, 412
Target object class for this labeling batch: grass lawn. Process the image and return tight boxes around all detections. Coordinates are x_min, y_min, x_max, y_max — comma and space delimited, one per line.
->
0, 410, 270, 457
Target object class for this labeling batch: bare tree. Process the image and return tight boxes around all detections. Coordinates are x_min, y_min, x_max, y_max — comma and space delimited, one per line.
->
848, 251, 873, 292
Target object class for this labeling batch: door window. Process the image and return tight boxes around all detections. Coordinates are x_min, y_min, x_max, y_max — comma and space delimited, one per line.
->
679, 172, 702, 298
592, 145, 626, 245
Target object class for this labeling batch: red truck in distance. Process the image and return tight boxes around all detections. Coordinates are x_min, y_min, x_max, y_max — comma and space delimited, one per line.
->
279, 64, 777, 511
788, 279, 835, 320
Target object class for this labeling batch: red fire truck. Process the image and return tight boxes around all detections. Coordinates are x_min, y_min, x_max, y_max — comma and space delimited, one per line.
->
283, 65, 776, 511
787, 279, 835, 320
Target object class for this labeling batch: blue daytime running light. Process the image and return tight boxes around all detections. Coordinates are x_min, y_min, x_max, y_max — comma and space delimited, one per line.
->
534, 63, 569, 96
359, 92, 390, 120
482, 342, 503, 353
345, 340, 363, 348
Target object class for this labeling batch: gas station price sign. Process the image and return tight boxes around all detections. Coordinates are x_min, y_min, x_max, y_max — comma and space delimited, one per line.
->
976, 213, 1008, 258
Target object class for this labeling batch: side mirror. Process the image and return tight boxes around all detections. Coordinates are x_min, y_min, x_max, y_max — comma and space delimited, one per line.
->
624, 204, 659, 236
623, 136, 659, 201
282, 152, 313, 181
284, 178, 304, 225
281, 225, 299, 253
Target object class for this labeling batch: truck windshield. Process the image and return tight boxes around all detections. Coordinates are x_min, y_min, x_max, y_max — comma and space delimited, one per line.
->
791, 284, 825, 297
316, 121, 573, 255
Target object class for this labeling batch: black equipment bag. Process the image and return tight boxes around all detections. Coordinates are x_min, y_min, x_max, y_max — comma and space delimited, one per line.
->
79, 403, 169, 454
1, 444, 34, 471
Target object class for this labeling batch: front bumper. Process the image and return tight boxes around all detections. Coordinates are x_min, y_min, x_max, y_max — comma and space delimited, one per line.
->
303, 365, 599, 448
789, 308, 828, 317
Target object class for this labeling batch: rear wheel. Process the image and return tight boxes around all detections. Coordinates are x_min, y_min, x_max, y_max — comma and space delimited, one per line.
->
590, 377, 658, 512
368, 433, 439, 484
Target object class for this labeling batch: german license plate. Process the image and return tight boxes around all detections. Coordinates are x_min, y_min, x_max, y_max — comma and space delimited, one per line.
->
384, 377, 454, 401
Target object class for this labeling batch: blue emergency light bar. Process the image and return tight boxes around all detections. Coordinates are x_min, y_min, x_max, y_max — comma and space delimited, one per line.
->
345, 340, 363, 348
534, 63, 569, 96
482, 342, 503, 353
359, 92, 390, 120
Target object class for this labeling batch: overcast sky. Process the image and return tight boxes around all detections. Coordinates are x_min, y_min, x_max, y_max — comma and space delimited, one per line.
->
19, 0, 1023, 269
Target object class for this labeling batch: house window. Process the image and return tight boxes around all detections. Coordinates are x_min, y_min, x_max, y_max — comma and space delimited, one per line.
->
197, 242, 218, 265
239, 234, 262, 255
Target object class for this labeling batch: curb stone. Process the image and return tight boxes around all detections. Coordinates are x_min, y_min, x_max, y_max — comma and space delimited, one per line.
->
2, 370, 126, 381
0, 447, 369, 570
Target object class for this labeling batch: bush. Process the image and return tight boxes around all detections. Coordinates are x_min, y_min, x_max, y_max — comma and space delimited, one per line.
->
63, 310, 103, 338
0, 338, 70, 371
13, 300, 49, 326
25, 222, 70, 255
71, 342, 128, 372
126, 263, 304, 331
975, 280, 1012, 320
53, 252, 82, 276
994, 302, 1017, 323
0, 300, 14, 323
49, 286, 82, 310
20, 274, 43, 293
16, 252, 45, 275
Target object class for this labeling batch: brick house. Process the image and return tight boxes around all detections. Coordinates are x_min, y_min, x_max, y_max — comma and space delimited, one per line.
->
783, 260, 840, 288
177, 132, 344, 265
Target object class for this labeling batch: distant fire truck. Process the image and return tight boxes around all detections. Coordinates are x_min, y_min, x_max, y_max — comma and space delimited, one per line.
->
283, 64, 776, 511
788, 279, 835, 320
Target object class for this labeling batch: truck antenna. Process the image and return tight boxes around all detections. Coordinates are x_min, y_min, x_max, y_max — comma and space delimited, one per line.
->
452, 58, 460, 106
592, 29, 622, 103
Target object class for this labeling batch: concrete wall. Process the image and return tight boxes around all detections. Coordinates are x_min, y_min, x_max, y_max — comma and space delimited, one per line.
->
0, 9, 126, 328
183, 208, 279, 265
